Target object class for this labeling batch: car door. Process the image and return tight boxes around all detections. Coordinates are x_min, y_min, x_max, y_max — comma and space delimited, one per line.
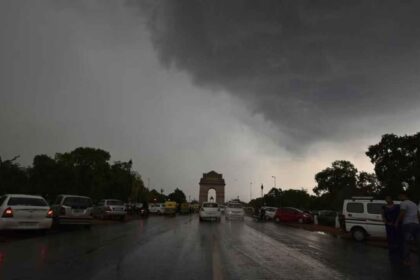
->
366, 202, 386, 237
282, 208, 292, 222
344, 201, 366, 232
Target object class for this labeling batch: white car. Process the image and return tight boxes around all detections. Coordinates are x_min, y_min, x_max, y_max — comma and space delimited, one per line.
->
92, 199, 126, 220
225, 203, 245, 221
262, 206, 278, 220
149, 203, 165, 215
0, 194, 53, 231
51, 195, 93, 227
199, 202, 221, 222
343, 197, 400, 241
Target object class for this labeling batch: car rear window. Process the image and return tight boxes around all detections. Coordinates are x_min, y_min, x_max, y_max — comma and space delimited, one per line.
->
7, 197, 47, 206
63, 197, 92, 208
346, 202, 364, 213
367, 203, 385, 214
227, 204, 242, 208
107, 200, 123, 206
203, 203, 218, 208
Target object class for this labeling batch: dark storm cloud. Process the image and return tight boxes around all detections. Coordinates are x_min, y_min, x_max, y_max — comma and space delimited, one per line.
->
138, 0, 420, 147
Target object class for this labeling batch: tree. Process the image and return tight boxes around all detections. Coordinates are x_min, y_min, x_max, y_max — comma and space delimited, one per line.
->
0, 156, 28, 195
28, 155, 58, 200
313, 160, 358, 195
313, 160, 358, 210
356, 172, 382, 196
280, 189, 312, 210
167, 188, 187, 204
148, 189, 167, 203
366, 133, 420, 198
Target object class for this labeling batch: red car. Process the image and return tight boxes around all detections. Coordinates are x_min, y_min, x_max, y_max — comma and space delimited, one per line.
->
274, 207, 313, 224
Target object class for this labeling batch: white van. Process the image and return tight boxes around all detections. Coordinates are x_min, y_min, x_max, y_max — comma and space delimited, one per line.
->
149, 203, 165, 215
343, 197, 400, 241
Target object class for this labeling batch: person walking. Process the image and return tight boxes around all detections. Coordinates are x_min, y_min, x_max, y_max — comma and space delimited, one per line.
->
395, 191, 420, 266
382, 196, 402, 262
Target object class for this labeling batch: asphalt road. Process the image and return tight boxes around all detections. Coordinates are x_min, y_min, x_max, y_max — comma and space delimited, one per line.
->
0, 215, 419, 280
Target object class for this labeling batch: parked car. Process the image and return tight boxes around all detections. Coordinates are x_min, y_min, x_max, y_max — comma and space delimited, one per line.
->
0, 194, 53, 231
262, 206, 277, 220
149, 203, 165, 215
315, 210, 338, 227
225, 202, 245, 220
274, 207, 313, 224
199, 202, 221, 222
343, 197, 397, 241
51, 195, 93, 228
92, 199, 126, 220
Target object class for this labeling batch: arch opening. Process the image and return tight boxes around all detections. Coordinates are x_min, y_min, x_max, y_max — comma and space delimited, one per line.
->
207, 189, 216, 202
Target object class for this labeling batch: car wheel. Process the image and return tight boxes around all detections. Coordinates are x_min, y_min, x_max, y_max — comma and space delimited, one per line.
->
351, 227, 367, 242
120, 215, 126, 222
199, 217, 203, 222
84, 224, 92, 230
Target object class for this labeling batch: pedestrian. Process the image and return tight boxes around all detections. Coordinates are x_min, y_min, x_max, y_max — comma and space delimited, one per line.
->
395, 191, 420, 266
382, 195, 402, 262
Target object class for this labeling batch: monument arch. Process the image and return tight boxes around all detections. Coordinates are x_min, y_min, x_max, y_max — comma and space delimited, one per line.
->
199, 171, 225, 204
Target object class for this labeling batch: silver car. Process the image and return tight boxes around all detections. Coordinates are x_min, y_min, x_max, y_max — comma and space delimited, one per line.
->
51, 195, 93, 228
93, 199, 126, 220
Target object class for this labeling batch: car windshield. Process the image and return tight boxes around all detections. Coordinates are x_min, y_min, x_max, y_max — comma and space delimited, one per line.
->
7, 197, 47, 207
63, 197, 92, 208
203, 203, 218, 208
107, 200, 123, 206
227, 204, 242, 209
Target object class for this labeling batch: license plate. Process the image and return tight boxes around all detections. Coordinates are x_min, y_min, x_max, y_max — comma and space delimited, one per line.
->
20, 222, 37, 226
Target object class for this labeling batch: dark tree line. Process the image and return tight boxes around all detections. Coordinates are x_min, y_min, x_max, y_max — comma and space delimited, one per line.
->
0, 147, 187, 204
250, 132, 420, 211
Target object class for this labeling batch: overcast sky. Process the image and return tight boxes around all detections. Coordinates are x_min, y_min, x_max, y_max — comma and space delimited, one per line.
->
1, 0, 420, 201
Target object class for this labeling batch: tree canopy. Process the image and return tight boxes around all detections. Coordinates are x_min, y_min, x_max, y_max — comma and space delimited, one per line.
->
0, 147, 148, 203
366, 133, 420, 198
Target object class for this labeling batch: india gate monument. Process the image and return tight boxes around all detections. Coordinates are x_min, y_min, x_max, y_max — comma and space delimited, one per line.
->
199, 171, 225, 204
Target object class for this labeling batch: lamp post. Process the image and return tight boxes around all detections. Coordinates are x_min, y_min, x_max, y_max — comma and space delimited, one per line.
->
250, 181, 253, 201
261, 184, 264, 198
272, 176, 276, 188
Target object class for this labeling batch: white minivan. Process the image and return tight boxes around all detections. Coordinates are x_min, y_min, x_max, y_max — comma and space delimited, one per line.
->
149, 203, 165, 215
343, 197, 400, 241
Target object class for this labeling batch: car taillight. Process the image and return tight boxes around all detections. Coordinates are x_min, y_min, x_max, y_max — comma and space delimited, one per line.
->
2, 207, 13, 218
60, 207, 66, 215
46, 209, 54, 218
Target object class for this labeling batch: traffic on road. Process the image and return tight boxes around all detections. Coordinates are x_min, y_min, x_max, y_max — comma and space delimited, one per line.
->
1, 197, 419, 280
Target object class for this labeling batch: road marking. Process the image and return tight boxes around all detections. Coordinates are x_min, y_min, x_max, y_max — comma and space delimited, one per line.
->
212, 234, 224, 280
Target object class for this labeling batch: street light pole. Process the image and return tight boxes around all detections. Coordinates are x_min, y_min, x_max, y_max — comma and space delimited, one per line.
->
250, 181, 253, 201
272, 176, 276, 188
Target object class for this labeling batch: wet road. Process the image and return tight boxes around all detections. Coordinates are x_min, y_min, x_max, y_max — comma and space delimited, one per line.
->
0, 215, 419, 280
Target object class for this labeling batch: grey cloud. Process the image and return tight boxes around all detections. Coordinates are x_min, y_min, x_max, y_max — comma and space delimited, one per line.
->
138, 0, 420, 148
